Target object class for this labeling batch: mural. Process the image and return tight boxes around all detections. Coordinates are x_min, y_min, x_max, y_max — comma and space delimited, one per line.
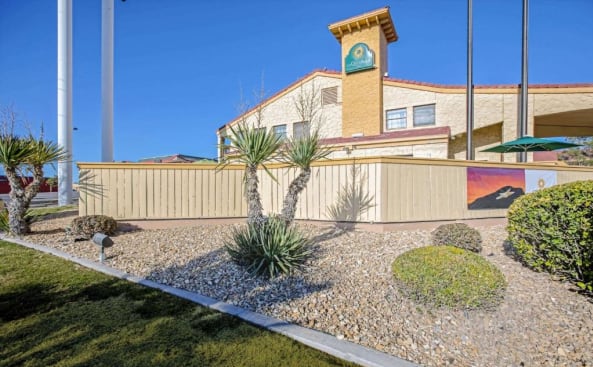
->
467, 167, 526, 210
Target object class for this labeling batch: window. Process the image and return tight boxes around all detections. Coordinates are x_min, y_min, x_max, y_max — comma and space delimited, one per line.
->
293, 121, 310, 139
273, 124, 287, 139
385, 108, 407, 130
321, 86, 338, 105
413, 104, 435, 127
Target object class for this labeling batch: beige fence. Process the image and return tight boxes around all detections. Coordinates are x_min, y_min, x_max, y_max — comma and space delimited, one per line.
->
78, 157, 593, 223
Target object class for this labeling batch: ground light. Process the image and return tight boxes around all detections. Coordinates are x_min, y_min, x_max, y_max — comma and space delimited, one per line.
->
92, 233, 113, 262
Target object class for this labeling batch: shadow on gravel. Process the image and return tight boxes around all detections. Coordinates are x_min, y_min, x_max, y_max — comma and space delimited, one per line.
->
145, 247, 332, 310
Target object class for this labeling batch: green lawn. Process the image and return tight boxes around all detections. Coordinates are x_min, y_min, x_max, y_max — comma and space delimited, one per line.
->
0, 241, 357, 367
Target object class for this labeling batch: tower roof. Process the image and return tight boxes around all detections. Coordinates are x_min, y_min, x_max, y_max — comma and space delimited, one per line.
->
328, 7, 398, 43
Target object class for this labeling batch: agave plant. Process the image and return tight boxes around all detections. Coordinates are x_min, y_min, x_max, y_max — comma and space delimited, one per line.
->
219, 122, 283, 225
225, 215, 312, 278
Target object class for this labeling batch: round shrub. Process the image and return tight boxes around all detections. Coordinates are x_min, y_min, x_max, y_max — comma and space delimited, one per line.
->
225, 215, 312, 278
431, 223, 482, 253
507, 180, 593, 293
392, 246, 506, 310
70, 215, 117, 239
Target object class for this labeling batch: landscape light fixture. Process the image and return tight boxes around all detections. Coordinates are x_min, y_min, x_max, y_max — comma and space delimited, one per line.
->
92, 233, 114, 262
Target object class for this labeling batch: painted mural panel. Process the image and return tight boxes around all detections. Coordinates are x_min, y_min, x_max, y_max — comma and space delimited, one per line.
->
467, 167, 526, 210
525, 170, 557, 193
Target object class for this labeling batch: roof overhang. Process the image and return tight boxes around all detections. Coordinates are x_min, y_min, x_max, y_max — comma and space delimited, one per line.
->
328, 7, 398, 43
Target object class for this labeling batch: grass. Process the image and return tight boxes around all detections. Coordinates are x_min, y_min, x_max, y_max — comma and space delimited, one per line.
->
0, 241, 357, 367
28, 205, 78, 220
392, 245, 507, 310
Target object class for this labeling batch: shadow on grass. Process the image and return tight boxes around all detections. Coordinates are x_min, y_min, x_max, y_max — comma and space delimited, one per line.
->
0, 241, 354, 367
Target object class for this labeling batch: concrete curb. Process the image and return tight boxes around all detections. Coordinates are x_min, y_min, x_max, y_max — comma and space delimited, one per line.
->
2, 236, 420, 367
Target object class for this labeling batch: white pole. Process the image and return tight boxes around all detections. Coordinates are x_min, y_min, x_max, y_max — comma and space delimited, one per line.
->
102, 0, 114, 162
57, 0, 73, 205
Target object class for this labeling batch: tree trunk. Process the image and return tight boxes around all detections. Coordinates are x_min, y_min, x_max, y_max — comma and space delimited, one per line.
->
245, 165, 264, 225
4, 165, 44, 236
5, 167, 29, 236
280, 167, 311, 226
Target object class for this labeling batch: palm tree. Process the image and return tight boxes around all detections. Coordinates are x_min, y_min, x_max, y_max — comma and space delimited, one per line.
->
279, 130, 330, 225
0, 134, 67, 235
220, 123, 283, 225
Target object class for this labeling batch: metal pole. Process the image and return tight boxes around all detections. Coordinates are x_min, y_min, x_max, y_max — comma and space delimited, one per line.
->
519, 0, 529, 162
57, 0, 73, 205
102, 0, 114, 162
466, 0, 474, 160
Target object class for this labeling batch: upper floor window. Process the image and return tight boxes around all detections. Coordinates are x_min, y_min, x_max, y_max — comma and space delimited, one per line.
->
385, 108, 407, 130
413, 104, 435, 127
293, 121, 310, 139
321, 86, 338, 106
273, 124, 287, 140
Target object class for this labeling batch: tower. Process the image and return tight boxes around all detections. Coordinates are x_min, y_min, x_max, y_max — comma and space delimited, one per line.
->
328, 7, 398, 137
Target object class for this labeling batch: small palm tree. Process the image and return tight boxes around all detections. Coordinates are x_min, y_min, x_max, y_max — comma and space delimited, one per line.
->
220, 123, 283, 225
279, 130, 330, 225
0, 134, 67, 236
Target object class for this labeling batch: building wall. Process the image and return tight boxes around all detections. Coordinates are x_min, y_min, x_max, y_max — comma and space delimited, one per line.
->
219, 72, 593, 162
341, 27, 387, 137
219, 74, 342, 144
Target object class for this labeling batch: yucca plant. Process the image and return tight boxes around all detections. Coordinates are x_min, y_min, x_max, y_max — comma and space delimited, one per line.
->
225, 215, 312, 278
219, 122, 283, 225
279, 130, 330, 225
0, 131, 68, 236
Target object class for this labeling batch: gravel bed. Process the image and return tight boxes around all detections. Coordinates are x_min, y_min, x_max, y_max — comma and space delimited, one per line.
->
23, 214, 593, 367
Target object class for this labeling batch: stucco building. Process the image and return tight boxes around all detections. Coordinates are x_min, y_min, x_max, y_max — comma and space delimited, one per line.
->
217, 7, 593, 162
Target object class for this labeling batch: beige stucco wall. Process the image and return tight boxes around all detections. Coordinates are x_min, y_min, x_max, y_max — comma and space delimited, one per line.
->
218, 73, 343, 145
218, 72, 593, 162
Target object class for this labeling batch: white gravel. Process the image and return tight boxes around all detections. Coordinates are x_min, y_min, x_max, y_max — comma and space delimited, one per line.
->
23, 213, 593, 367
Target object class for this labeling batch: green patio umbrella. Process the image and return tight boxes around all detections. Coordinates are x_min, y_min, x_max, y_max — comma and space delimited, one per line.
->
481, 136, 581, 153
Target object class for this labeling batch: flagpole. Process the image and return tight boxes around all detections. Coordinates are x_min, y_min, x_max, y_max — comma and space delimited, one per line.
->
466, 0, 474, 160
519, 0, 529, 162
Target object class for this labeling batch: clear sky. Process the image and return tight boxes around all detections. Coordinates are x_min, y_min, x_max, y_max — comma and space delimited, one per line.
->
1, 0, 592, 173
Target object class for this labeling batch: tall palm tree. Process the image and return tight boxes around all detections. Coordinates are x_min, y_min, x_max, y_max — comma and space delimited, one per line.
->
220, 123, 283, 225
279, 130, 330, 225
0, 134, 67, 235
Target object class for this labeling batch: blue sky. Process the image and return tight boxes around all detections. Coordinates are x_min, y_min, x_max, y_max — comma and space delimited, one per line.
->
1, 0, 592, 173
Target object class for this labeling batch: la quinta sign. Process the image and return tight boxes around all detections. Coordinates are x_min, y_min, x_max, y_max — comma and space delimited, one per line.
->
345, 43, 375, 74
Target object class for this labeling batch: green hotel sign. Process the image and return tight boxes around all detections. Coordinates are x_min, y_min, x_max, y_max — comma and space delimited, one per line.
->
345, 43, 375, 74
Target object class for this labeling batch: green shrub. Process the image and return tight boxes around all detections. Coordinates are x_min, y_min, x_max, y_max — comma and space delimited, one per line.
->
69, 215, 117, 239
225, 215, 312, 278
507, 180, 593, 293
392, 246, 506, 310
431, 223, 482, 253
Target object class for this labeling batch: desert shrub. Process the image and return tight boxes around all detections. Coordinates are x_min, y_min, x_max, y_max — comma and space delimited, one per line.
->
225, 215, 312, 278
507, 180, 593, 293
70, 215, 117, 239
431, 223, 482, 253
392, 245, 506, 310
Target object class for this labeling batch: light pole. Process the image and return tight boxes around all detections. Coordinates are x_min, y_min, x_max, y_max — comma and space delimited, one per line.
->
102, 0, 114, 162
57, 0, 73, 206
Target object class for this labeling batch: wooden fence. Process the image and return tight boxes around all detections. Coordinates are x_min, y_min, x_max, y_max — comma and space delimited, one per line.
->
78, 157, 593, 223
